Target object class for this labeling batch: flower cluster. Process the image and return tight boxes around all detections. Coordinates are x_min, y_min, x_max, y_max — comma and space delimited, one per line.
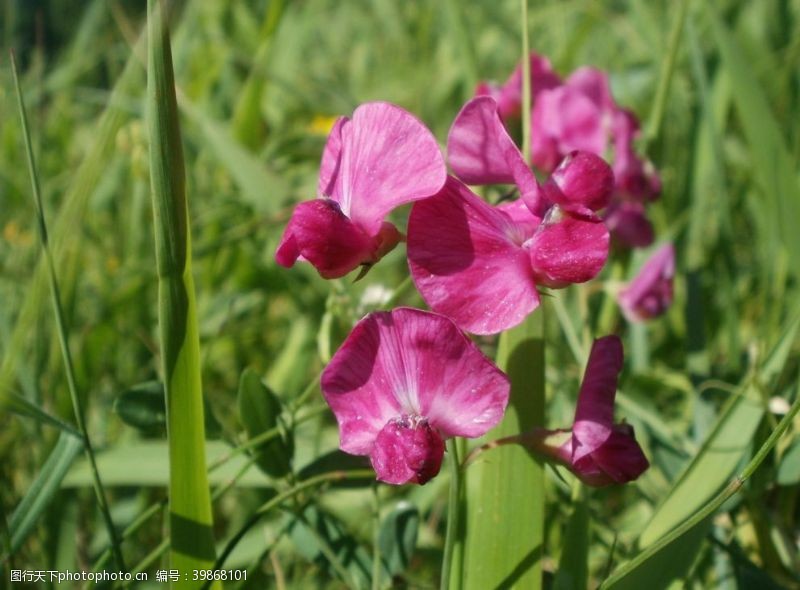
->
477, 53, 661, 248
276, 52, 662, 487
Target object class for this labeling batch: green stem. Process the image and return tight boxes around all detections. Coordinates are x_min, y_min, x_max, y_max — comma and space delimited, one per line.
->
10, 50, 126, 572
213, 469, 376, 571
644, 0, 691, 147
520, 0, 532, 163
371, 484, 382, 590
441, 439, 462, 590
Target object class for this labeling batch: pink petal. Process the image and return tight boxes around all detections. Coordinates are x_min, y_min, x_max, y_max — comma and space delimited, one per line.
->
447, 97, 541, 210
565, 67, 615, 112
531, 86, 608, 172
618, 243, 675, 322
528, 210, 609, 288
604, 202, 654, 248
274, 199, 376, 279
546, 151, 614, 214
586, 424, 650, 485
494, 53, 562, 121
317, 116, 348, 199
572, 336, 623, 461
321, 308, 509, 458
407, 177, 540, 335
371, 418, 445, 485
335, 102, 446, 233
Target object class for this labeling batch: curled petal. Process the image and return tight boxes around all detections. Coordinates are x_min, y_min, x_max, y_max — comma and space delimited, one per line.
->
572, 336, 623, 461
578, 424, 650, 485
275, 199, 377, 279
336, 102, 446, 233
321, 308, 509, 459
528, 210, 609, 288
448, 97, 542, 210
318, 116, 348, 199
618, 244, 675, 322
547, 151, 614, 214
408, 177, 540, 335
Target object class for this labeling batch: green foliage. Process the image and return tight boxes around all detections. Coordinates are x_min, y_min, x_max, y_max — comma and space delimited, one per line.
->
2, 0, 800, 587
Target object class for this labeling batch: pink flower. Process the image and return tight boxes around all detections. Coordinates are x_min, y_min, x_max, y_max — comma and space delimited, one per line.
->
618, 243, 675, 322
531, 336, 649, 486
477, 54, 662, 248
321, 308, 510, 485
275, 102, 446, 279
407, 97, 611, 334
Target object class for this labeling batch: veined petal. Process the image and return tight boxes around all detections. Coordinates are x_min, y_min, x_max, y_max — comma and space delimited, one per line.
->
447, 96, 540, 207
618, 243, 675, 322
408, 177, 540, 335
336, 102, 446, 233
318, 116, 348, 199
572, 336, 623, 461
321, 308, 509, 460
529, 210, 609, 288
274, 199, 376, 279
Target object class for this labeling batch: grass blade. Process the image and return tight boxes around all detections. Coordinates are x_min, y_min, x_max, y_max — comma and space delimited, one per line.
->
461, 312, 545, 589
10, 49, 125, 570
147, 1, 219, 584
7, 432, 83, 555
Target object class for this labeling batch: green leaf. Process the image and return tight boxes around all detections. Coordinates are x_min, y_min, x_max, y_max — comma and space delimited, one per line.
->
378, 502, 419, 576
8, 433, 83, 554
147, 0, 219, 584
708, 6, 800, 279
553, 500, 589, 590
6, 391, 81, 437
462, 312, 545, 589
113, 381, 166, 430
237, 368, 293, 478
777, 439, 800, 486
638, 390, 764, 548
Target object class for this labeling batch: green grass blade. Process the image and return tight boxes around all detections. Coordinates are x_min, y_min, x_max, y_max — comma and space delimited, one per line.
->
6, 391, 82, 437
708, 5, 800, 279
553, 499, 590, 590
147, 1, 219, 585
461, 312, 545, 589
7, 432, 83, 555
10, 49, 125, 571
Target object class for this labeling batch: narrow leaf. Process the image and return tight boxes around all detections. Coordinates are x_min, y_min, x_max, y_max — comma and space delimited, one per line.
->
378, 502, 420, 576
147, 1, 219, 584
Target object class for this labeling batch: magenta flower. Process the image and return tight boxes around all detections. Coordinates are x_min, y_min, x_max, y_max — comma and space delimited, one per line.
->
321, 308, 510, 485
531, 336, 649, 486
618, 243, 675, 322
275, 102, 446, 279
477, 54, 661, 248
406, 97, 611, 334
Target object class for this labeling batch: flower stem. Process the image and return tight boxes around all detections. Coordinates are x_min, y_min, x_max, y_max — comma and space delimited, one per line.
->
520, 0, 532, 163
441, 439, 463, 590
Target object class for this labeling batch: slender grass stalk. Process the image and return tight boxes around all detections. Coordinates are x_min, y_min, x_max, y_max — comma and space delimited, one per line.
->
371, 484, 382, 590
644, 0, 691, 147
440, 439, 462, 589
520, 0, 532, 163
147, 1, 218, 585
602, 371, 800, 587
10, 50, 126, 572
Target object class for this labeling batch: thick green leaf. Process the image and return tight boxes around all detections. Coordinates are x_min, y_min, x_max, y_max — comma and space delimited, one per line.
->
8, 433, 83, 554
147, 0, 219, 583
237, 368, 293, 478
777, 439, 800, 486
113, 380, 167, 430
462, 313, 545, 589
378, 501, 419, 576
638, 390, 763, 547
553, 500, 589, 590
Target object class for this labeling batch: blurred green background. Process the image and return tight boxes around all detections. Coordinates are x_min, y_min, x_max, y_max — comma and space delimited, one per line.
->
1, 1, 799, 588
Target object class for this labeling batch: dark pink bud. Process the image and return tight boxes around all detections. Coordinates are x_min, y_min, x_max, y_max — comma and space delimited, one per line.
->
548, 151, 614, 214
371, 416, 445, 485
